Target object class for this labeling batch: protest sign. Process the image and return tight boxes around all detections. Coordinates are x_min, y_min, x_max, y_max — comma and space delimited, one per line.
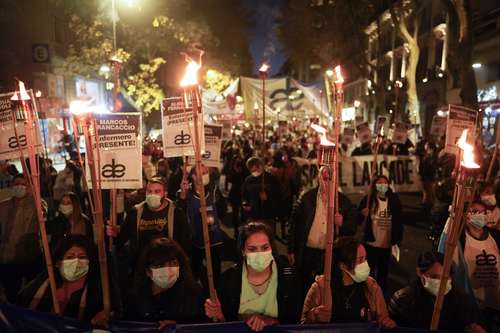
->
392, 122, 410, 144
188, 124, 222, 168
444, 104, 477, 155
338, 155, 421, 194
356, 122, 372, 144
162, 93, 205, 158
86, 113, 142, 189
430, 115, 447, 137
342, 128, 355, 146
221, 123, 232, 141
0, 91, 43, 161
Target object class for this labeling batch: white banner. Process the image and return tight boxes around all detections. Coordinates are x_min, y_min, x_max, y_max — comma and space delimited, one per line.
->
188, 124, 222, 168
339, 155, 421, 194
444, 104, 477, 155
86, 113, 142, 189
162, 93, 204, 158
0, 91, 43, 161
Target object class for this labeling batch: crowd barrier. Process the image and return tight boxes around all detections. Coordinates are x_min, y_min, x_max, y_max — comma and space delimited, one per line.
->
0, 303, 458, 332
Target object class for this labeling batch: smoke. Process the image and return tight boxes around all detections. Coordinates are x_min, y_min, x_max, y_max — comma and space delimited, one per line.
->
257, 2, 281, 65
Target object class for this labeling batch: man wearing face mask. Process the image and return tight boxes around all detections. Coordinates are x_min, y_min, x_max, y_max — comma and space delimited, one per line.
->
478, 183, 500, 230
177, 165, 224, 285
389, 251, 486, 332
241, 157, 281, 225
0, 174, 44, 303
107, 177, 191, 264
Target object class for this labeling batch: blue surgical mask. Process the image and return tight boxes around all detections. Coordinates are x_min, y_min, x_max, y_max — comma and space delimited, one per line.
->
469, 213, 487, 229
375, 183, 388, 194
246, 251, 273, 272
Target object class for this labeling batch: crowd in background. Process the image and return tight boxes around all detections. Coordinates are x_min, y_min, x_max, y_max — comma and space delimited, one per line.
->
0, 123, 499, 332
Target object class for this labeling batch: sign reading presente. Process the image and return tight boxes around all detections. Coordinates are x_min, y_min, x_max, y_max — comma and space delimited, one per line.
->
86, 113, 142, 189
162, 92, 205, 158
0, 91, 43, 161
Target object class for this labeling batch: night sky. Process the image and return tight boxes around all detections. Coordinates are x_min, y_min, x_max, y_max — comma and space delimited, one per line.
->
242, 0, 285, 77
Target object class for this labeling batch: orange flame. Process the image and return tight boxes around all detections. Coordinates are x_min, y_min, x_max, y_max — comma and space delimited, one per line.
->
457, 129, 479, 169
311, 123, 335, 146
334, 65, 344, 84
11, 81, 31, 101
180, 60, 201, 87
259, 63, 269, 73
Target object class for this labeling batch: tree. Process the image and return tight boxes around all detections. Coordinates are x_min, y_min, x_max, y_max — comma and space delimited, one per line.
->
390, 0, 421, 125
440, 0, 478, 110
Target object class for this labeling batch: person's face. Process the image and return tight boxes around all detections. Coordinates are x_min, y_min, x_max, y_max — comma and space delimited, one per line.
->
146, 182, 166, 198
147, 258, 179, 278
466, 202, 487, 227
61, 246, 88, 263
13, 177, 27, 187
341, 245, 367, 273
243, 232, 271, 256
375, 177, 389, 185
61, 196, 72, 206
481, 187, 494, 196
417, 262, 444, 280
249, 164, 262, 174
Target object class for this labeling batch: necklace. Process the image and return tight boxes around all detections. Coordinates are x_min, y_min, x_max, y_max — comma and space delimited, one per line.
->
344, 285, 357, 311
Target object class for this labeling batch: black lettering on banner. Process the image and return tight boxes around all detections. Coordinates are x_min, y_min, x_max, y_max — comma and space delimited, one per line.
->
476, 250, 497, 266
102, 158, 126, 178
379, 160, 387, 175
8, 135, 28, 149
405, 159, 413, 184
396, 160, 405, 184
338, 161, 347, 187
388, 161, 396, 184
361, 162, 371, 185
352, 161, 361, 186
174, 130, 191, 145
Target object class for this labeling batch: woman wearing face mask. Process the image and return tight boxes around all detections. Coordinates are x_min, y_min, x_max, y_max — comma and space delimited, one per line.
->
177, 165, 224, 286
389, 251, 486, 332
17, 235, 119, 325
129, 237, 203, 328
204, 222, 300, 331
479, 183, 500, 230
301, 237, 395, 328
47, 192, 93, 245
358, 174, 403, 290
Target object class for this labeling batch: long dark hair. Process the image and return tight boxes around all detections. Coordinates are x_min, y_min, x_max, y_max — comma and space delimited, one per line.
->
237, 222, 276, 260
52, 235, 98, 287
367, 174, 393, 213
331, 237, 363, 288
60, 192, 85, 224
134, 237, 195, 294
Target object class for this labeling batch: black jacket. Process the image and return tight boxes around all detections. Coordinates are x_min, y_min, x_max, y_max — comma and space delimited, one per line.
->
217, 258, 300, 324
357, 193, 403, 245
389, 279, 482, 330
47, 213, 93, 246
241, 172, 282, 220
288, 187, 357, 268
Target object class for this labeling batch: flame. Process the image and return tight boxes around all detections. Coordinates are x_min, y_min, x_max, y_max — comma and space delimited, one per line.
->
380, 126, 384, 137
457, 129, 480, 169
259, 63, 269, 73
180, 60, 201, 87
11, 81, 31, 101
334, 65, 344, 84
311, 123, 335, 146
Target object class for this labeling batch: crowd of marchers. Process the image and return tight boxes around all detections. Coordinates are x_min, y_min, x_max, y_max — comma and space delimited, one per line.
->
0, 125, 499, 332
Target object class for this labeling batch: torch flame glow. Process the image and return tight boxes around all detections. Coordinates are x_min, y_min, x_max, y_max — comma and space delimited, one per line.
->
11, 81, 31, 101
311, 123, 335, 146
457, 129, 480, 169
259, 63, 269, 73
180, 60, 201, 87
334, 65, 344, 84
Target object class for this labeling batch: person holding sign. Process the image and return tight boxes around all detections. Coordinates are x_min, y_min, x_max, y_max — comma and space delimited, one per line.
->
357, 175, 403, 291
106, 177, 192, 264
204, 222, 300, 330
301, 237, 395, 328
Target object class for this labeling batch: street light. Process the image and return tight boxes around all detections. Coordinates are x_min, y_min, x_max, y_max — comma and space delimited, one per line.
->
259, 63, 269, 146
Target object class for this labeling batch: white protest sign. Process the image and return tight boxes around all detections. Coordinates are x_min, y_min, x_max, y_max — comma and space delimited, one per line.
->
356, 122, 372, 144
221, 123, 232, 141
86, 113, 142, 189
374, 116, 388, 135
0, 91, 43, 161
338, 155, 422, 194
430, 115, 447, 137
188, 124, 223, 168
162, 92, 204, 158
444, 104, 477, 155
392, 122, 410, 144
342, 128, 355, 146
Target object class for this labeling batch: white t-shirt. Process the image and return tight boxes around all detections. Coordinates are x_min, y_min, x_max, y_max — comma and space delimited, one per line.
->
306, 190, 327, 250
486, 207, 500, 230
367, 197, 392, 249
464, 231, 500, 310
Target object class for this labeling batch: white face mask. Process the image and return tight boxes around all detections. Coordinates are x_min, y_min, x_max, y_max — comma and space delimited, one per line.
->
251, 171, 262, 178
481, 194, 496, 207
59, 204, 73, 216
422, 276, 452, 297
151, 266, 179, 289
145, 194, 162, 209
246, 250, 273, 272
469, 213, 488, 229
59, 258, 89, 282
345, 261, 371, 283
202, 173, 210, 186
12, 185, 27, 198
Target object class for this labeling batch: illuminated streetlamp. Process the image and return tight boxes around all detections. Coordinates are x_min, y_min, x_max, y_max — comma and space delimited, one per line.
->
259, 63, 269, 145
